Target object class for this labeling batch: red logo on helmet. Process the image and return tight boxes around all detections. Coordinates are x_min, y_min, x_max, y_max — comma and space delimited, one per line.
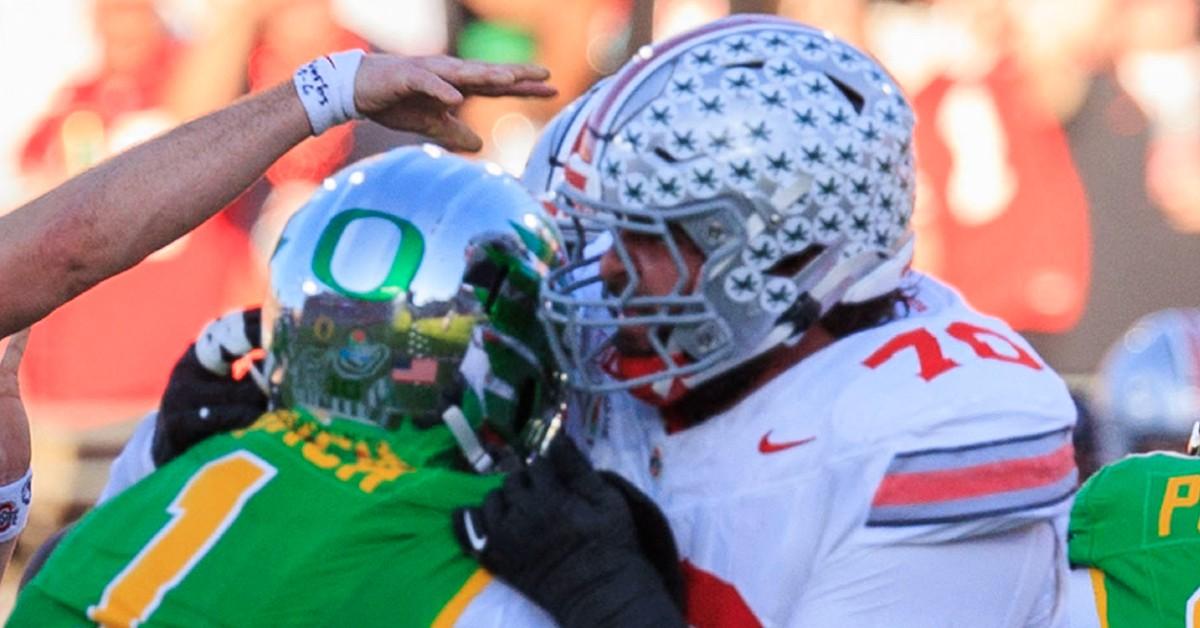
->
563, 124, 595, 193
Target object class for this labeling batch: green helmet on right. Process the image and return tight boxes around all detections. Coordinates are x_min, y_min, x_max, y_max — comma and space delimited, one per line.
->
264, 145, 567, 471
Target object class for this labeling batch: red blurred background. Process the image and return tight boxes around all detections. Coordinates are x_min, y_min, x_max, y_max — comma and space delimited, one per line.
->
0, 0, 1197, 610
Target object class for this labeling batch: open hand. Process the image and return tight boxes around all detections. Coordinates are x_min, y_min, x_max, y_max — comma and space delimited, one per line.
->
353, 54, 556, 152
0, 330, 31, 478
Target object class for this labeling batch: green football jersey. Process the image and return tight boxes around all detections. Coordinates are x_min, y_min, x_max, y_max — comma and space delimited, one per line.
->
1069, 452, 1200, 627
9, 409, 502, 627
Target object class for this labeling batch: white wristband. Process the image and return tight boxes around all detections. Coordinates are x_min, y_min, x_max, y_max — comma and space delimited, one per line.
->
0, 469, 32, 543
293, 49, 366, 136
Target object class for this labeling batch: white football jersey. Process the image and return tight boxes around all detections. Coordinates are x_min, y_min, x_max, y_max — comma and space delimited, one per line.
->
578, 272, 1079, 627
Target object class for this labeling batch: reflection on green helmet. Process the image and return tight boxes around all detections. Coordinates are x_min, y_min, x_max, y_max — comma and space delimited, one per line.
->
264, 145, 566, 469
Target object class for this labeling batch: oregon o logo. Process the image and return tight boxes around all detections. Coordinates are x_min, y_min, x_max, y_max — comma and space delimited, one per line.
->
311, 209, 425, 301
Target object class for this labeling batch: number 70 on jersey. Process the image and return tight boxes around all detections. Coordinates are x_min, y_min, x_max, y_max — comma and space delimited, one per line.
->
862, 321, 1043, 381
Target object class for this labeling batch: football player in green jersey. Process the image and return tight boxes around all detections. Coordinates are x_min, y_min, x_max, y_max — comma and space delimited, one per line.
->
1069, 309, 1200, 627
0, 49, 553, 584
9, 146, 682, 627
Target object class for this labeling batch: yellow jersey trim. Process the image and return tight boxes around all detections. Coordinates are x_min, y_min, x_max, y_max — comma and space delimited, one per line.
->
1089, 568, 1109, 628
432, 568, 493, 628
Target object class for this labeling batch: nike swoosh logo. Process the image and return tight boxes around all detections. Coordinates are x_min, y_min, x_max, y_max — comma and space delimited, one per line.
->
758, 431, 816, 454
463, 511, 488, 553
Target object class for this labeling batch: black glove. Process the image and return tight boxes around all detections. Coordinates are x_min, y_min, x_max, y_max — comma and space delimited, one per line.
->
595, 470, 685, 611
154, 308, 267, 466
453, 437, 685, 628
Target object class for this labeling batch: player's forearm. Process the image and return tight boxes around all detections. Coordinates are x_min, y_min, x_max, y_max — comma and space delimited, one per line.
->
0, 82, 310, 337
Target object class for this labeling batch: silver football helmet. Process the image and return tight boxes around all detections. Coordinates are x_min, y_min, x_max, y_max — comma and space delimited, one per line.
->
540, 15, 916, 403
264, 145, 567, 470
1092, 309, 1200, 462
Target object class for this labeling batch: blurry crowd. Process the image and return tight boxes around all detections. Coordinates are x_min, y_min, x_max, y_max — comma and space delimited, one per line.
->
0, 0, 1197, 609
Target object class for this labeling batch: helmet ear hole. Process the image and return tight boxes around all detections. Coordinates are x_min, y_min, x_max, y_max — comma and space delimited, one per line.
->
765, 244, 823, 277
724, 60, 765, 71
826, 74, 865, 113
653, 147, 680, 164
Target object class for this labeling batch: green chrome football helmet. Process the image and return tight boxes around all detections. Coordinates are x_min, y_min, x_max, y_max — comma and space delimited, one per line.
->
263, 145, 567, 471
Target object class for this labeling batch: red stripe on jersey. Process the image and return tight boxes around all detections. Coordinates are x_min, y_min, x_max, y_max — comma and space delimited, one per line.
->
682, 560, 762, 628
871, 442, 1076, 507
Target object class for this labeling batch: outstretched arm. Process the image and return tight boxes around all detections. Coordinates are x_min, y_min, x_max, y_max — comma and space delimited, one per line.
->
0, 53, 554, 338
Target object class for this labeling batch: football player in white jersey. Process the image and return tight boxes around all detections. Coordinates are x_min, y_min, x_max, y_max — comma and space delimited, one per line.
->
512, 14, 1079, 627
82, 17, 1080, 624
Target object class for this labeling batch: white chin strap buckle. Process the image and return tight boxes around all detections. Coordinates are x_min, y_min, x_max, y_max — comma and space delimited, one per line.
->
442, 406, 495, 473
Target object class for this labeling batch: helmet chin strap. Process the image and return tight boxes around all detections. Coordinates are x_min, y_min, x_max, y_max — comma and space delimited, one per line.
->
441, 406, 495, 473
778, 232, 916, 344
246, 361, 270, 396
259, 353, 282, 401
842, 233, 915, 304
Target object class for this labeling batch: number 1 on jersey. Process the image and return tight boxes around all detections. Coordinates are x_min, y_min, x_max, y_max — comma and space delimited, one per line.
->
88, 451, 277, 627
